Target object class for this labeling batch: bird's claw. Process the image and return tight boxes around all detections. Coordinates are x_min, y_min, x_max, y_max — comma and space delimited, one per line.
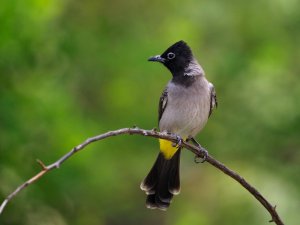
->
194, 147, 208, 163
172, 135, 183, 148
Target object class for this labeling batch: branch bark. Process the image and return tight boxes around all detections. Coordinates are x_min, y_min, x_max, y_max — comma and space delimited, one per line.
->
0, 127, 284, 225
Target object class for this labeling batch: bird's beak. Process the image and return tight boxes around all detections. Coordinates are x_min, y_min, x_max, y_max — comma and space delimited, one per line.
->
148, 55, 165, 63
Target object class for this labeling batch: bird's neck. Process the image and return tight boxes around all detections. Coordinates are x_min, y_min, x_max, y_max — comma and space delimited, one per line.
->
171, 74, 198, 87
183, 59, 205, 76
171, 59, 204, 87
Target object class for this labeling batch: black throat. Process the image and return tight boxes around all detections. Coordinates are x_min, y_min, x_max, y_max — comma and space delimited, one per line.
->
171, 73, 197, 87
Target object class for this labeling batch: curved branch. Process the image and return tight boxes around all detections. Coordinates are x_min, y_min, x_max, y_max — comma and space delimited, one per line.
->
0, 127, 284, 225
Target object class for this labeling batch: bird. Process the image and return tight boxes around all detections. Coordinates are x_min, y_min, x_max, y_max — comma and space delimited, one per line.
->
140, 40, 217, 210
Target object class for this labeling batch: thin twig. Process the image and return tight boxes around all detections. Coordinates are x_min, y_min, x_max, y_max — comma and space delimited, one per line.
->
0, 127, 284, 225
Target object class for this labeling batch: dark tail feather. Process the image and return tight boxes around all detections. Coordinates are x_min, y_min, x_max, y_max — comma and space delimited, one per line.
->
140, 149, 181, 210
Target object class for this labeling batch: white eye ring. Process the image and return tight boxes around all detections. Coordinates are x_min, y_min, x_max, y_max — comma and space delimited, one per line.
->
167, 52, 176, 60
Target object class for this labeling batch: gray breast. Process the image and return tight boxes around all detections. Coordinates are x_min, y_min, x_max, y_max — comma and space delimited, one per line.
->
159, 76, 211, 138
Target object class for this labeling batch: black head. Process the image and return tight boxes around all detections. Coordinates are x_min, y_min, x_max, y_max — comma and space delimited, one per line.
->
148, 40, 194, 76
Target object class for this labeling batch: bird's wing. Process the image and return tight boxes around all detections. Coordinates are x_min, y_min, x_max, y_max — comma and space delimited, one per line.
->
209, 82, 217, 117
158, 88, 168, 123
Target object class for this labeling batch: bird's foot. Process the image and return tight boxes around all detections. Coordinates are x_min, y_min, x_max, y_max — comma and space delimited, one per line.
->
187, 137, 208, 163
194, 146, 208, 163
172, 134, 183, 148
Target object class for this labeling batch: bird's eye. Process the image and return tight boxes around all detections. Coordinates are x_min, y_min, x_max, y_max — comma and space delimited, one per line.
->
167, 52, 176, 60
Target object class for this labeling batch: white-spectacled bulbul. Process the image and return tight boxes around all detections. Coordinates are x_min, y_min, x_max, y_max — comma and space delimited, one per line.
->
140, 40, 217, 210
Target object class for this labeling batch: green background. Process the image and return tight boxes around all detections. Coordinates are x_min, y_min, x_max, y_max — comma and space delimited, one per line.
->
1, 0, 299, 224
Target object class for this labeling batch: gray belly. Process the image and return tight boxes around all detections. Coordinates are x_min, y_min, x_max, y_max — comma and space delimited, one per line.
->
159, 89, 210, 138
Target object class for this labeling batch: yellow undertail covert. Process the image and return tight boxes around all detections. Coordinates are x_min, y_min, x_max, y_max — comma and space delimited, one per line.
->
159, 139, 180, 159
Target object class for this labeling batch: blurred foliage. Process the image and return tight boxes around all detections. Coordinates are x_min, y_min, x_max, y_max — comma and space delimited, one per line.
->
0, 0, 300, 224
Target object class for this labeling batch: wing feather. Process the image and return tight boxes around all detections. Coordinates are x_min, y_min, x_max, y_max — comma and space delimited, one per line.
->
209, 83, 217, 117
158, 88, 168, 123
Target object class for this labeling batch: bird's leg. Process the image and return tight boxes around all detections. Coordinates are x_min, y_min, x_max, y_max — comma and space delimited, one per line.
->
171, 133, 183, 148
176, 135, 183, 148
187, 136, 208, 163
